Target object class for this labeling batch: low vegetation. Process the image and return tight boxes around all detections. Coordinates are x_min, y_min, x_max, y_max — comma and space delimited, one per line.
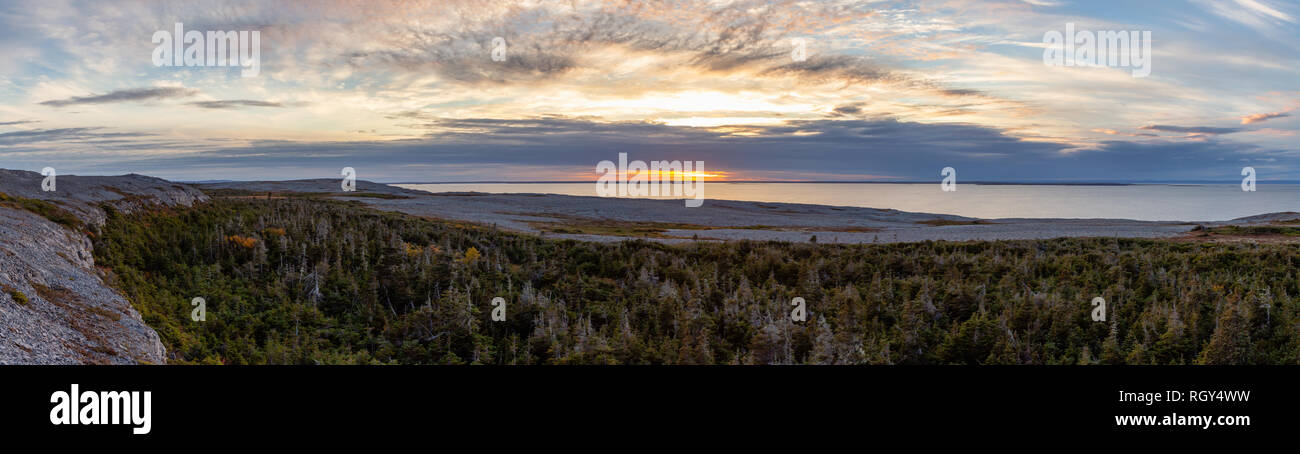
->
201, 188, 411, 200
1207, 225, 1300, 237
3, 284, 27, 305
0, 191, 83, 230
916, 219, 993, 226
525, 215, 877, 239
526, 218, 714, 239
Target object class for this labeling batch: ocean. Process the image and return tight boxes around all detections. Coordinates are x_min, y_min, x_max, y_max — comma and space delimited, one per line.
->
396, 183, 1300, 222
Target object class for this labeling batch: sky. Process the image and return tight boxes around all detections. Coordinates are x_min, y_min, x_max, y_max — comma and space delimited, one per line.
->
0, 0, 1297, 183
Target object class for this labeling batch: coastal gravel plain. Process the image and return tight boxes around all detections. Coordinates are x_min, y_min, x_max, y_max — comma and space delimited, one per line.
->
192, 179, 1300, 244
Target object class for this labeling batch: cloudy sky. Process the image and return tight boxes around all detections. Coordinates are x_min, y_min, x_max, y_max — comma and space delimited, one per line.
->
1, 0, 1297, 182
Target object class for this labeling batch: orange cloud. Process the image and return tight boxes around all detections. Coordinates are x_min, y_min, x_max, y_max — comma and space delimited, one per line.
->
1241, 110, 1293, 124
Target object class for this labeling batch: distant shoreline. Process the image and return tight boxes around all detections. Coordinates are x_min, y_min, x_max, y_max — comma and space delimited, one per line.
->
176, 177, 1300, 244
388, 181, 1300, 185
390, 181, 1300, 222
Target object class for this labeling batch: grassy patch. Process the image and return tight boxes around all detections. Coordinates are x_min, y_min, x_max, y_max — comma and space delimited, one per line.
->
201, 188, 410, 199
516, 213, 878, 237
84, 304, 123, 322
743, 225, 880, 232
102, 187, 160, 205
30, 282, 119, 358
528, 219, 695, 238
916, 219, 993, 226
526, 217, 871, 238
0, 191, 83, 230
31, 282, 74, 304
1207, 225, 1300, 236
753, 204, 804, 214
3, 284, 27, 305
333, 192, 412, 199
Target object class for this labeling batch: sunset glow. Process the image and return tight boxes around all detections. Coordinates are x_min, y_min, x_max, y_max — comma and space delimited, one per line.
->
0, 0, 1296, 182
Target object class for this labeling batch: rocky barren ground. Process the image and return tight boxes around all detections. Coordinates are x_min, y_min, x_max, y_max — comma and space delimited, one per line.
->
202, 179, 1216, 244
205, 179, 1300, 245
0, 169, 206, 364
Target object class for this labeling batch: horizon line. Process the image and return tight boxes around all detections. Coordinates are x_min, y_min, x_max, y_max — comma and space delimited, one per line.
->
379, 180, 1299, 185
170, 179, 1300, 185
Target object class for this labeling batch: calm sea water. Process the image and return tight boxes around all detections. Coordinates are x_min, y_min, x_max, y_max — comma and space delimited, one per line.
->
396, 183, 1300, 222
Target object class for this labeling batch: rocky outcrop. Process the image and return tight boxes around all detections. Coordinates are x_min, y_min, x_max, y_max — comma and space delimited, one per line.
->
0, 169, 207, 364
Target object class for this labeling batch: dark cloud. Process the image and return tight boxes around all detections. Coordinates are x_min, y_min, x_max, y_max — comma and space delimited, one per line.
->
39, 87, 198, 107
0, 127, 97, 144
760, 54, 900, 85
342, 32, 577, 85
0, 127, 154, 146
56, 116, 1290, 182
188, 100, 286, 109
386, 111, 428, 120
335, 1, 938, 93
0, 120, 39, 126
938, 88, 984, 97
1139, 124, 1243, 135
831, 104, 864, 116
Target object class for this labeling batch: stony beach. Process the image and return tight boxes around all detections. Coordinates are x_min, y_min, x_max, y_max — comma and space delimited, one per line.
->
196, 179, 1300, 244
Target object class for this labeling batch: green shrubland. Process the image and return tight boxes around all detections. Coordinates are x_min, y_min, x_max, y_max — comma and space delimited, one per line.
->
92, 197, 1300, 364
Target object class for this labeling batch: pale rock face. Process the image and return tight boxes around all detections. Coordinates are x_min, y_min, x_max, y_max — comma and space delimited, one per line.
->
0, 170, 207, 364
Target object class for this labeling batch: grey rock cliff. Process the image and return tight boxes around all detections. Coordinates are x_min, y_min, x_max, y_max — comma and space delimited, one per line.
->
0, 169, 207, 364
